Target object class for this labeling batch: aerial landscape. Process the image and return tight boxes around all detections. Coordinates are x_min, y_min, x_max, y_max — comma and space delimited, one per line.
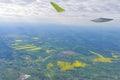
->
0, 24, 120, 80
0, 0, 120, 80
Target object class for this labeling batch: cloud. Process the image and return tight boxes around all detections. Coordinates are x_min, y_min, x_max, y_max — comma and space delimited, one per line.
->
0, 0, 120, 25
0, 0, 34, 4
0, 0, 12, 3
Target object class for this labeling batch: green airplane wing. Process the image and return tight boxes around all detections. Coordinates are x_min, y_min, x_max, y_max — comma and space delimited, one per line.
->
50, 2, 65, 12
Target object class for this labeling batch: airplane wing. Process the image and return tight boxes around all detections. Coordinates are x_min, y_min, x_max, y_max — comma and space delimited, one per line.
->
50, 2, 65, 12
91, 18, 113, 22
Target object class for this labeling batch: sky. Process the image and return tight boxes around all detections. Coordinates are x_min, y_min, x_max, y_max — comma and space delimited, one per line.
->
0, 0, 120, 25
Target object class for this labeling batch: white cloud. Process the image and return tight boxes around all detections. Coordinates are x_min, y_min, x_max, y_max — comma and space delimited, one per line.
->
0, 0, 120, 25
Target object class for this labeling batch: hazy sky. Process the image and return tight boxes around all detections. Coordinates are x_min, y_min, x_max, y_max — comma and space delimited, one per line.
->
0, 0, 120, 25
